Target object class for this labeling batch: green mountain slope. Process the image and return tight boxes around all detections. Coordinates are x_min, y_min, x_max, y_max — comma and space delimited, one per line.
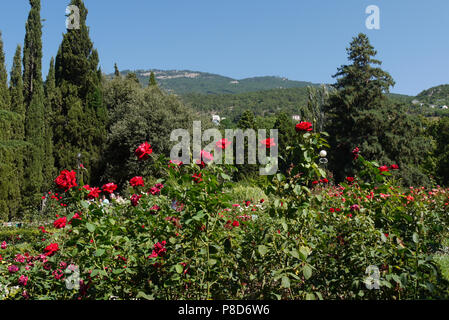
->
415, 84, 449, 106
112, 69, 321, 95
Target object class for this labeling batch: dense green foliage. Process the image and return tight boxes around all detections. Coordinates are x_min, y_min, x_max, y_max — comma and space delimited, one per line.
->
100, 76, 211, 187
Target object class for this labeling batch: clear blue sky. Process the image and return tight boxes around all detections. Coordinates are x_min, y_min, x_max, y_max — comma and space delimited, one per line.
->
0, 0, 448, 96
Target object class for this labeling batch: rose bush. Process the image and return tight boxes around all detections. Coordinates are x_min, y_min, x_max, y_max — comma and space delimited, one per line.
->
1, 127, 449, 300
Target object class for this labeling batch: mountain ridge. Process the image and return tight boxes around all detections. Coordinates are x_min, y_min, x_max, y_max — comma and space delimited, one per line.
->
108, 69, 323, 95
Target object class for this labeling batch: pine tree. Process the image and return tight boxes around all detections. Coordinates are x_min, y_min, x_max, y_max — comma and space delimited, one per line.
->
22, 0, 46, 208
325, 33, 431, 185
149, 71, 157, 87
54, 0, 107, 184
325, 33, 394, 181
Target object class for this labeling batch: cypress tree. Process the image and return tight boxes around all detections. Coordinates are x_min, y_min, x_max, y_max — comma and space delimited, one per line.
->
8, 45, 27, 219
22, 0, 46, 208
0, 30, 12, 220
149, 71, 157, 87
43, 57, 56, 188
54, 0, 107, 184
114, 63, 120, 77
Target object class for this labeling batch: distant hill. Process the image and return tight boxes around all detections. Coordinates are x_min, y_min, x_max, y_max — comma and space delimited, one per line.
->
109, 69, 322, 95
415, 84, 449, 106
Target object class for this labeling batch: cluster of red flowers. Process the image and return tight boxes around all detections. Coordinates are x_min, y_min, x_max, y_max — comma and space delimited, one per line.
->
44, 243, 59, 257
53, 217, 67, 229
148, 241, 167, 259
379, 164, 399, 174
149, 183, 164, 195
312, 178, 329, 185
135, 142, 153, 160
54, 170, 77, 191
225, 220, 240, 228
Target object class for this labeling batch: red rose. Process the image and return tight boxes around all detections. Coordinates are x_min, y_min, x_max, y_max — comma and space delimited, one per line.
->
320, 178, 329, 184
54, 170, 77, 191
44, 243, 59, 256
148, 241, 167, 259
135, 142, 153, 160
53, 217, 67, 229
216, 138, 232, 150
352, 147, 360, 160
130, 176, 145, 187
87, 187, 100, 199
379, 165, 389, 173
295, 122, 313, 132
232, 220, 240, 227
168, 159, 183, 167
261, 138, 276, 148
346, 177, 355, 183
131, 194, 142, 207
192, 173, 203, 183
390, 164, 399, 170
102, 183, 117, 194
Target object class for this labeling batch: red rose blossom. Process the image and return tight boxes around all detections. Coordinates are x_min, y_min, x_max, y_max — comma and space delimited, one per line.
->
216, 138, 232, 150
44, 243, 59, 257
54, 170, 77, 191
53, 217, 67, 229
135, 142, 153, 160
102, 183, 117, 194
87, 187, 101, 199
295, 121, 313, 132
130, 176, 145, 187
131, 194, 142, 207
261, 138, 276, 148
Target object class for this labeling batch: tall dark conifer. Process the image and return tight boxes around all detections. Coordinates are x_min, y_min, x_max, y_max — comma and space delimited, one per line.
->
325, 33, 431, 185
22, 0, 46, 208
54, 0, 107, 184
0, 31, 12, 220
8, 45, 26, 219
149, 71, 157, 87
43, 58, 56, 188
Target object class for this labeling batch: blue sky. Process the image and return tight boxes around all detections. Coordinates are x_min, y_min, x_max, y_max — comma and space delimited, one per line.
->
0, 0, 448, 95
